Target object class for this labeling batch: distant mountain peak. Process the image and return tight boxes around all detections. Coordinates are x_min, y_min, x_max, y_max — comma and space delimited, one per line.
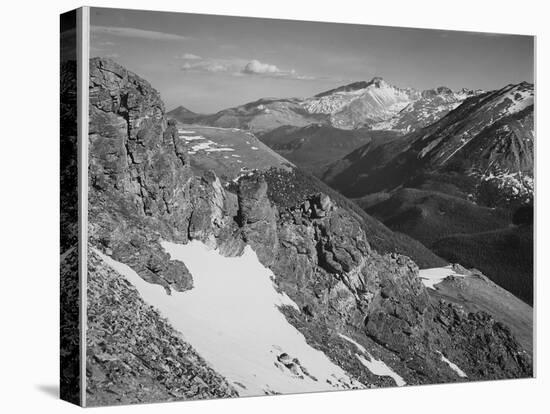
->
170, 105, 196, 114
369, 76, 391, 89
421, 86, 453, 98
167, 105, 199, 122
314, 81, 371, 98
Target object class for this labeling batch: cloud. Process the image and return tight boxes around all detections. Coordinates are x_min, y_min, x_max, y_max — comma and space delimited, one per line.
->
92, 25, 190, 41
242, 60, 282, 75
179, 56, 315, 80
240, 60, 316, 80
181, 59, 239, 73
176, 53, 202, 60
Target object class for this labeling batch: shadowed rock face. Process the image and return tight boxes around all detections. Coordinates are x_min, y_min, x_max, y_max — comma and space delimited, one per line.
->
83, 58, 532, 403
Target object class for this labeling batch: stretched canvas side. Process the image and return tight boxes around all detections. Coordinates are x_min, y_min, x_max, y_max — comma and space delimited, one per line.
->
60, 6, 88, 407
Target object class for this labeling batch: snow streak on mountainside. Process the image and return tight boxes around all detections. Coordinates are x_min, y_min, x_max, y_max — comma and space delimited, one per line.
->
97, 242, 363, 396
371, 87, 481, 132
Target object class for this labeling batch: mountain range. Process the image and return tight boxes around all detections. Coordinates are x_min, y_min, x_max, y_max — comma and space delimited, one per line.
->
171, 75, 534, 304
168, 77, 482, 133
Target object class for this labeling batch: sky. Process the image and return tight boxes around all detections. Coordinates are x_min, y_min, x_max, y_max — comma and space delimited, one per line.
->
90, 7, 534, 113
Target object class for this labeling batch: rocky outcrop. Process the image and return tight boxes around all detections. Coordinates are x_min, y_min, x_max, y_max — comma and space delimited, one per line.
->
88, 57, 192, 293
237, 175, 279, 266
263, 190, 531, 385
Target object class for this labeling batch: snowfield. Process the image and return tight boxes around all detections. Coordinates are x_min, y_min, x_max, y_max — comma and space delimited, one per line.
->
95, 241, 363, 396
418, 265, 466, 289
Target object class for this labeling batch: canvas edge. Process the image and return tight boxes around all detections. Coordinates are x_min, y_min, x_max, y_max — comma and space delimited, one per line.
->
77, 5, 89, 408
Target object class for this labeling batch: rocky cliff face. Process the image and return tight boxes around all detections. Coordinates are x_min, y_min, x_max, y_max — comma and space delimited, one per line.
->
259, 179, 531, 385
86, 58, 531, 403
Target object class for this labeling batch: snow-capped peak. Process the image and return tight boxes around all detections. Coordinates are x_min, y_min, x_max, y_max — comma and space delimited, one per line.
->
369, 76, 388, 88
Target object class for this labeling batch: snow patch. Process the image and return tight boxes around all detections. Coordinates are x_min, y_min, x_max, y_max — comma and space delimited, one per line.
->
205, 147, 234, 152
338, 334, 406, 387
179, 135, 204, 142
95, 242, 362, 396
418, 265, 466, 289
438, 351, 467, 378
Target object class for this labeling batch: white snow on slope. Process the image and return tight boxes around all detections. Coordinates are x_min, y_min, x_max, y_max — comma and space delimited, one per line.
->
338, 334, 406, 387
179, 135, 204, 141
488, 86, 534, 116
179, 136, 234, 152
205, 147, 234, 152
418, 265, 466, 289
437, 351, 468, 378
178, 130, 196, 134
304, 80, 414, 116
95, 242, 363, 396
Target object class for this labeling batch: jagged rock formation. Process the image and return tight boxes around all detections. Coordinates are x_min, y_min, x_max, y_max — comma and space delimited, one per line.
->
84, 58, 532, 403
257, 179, 531, 384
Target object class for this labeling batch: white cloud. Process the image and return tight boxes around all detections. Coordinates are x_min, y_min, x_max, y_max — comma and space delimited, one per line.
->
177, 53, 202, 60
92, 25, 190, 41
242, 60, 282, 75
181, 59, 238, 73
241, 59, 315, 80
179, 56, 315, 80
